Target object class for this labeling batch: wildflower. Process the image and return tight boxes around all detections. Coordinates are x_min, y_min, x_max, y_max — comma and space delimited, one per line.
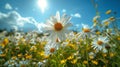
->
2, 38, 9, 47
12, 56, 17, 60
44, 41, 59, 55
89, 52, 96, 59
18, 60, 29, 67
91, 60, 98, 65
82, 24, 91, 33
105, 10, 111, 14
30, 46, 37, 52
38, 51, 45, 56
43, 11, 72, 41
67, 43, 77, 50
102, 53, 107, 57
67, 55, 74, 60
102, 19, 110, 26
109, 52, 115, 57
117, 37, 120, 41
60, 59, 66, 64
25, 54, 32, 59
83, 60, 88, 64
93, 16, 100, 23
96, 31, 101, 35
4, 59, 18, 67
0, 53, 6, 57
18, 54, 23, 58
71, 59, 77, 64
109, 17, 115, 21
92, 36, 109, 51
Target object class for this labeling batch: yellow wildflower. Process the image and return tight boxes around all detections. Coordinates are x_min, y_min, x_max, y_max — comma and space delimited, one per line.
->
38, 51, 45, 56
67, 43, 77, 50
60, 59, 66, 64
12, 56, 17, 60
91, 60, 98, 65
1, 38, 9, 48
96, 31, 100, 35
89, 55, 94, 59
67, 55, 74, 60
106, 10, 111, 14
117, 37, 120, 41
109, 52, 115, 57
83, 60, 88, 64
18, 54, 22, 58
3, 38, 9, 45
25, 54, 32, 59
0, 54, 6, 57
71, 59, 77, 64
30, 46, 37, 52
102, 53, 107, 57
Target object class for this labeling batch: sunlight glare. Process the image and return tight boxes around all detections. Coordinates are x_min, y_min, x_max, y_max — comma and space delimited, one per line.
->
38, 0, 47, 13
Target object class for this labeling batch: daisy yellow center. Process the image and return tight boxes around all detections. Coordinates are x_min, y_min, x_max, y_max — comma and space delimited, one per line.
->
83, 28, 90, 33
97, 40, 103, 45
54, 22, 63, 31
50, 48, 55, 53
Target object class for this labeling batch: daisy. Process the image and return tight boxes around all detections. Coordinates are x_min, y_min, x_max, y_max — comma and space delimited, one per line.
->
77, 24, 94, 39
43, 11, 72, 42
44, 41, 59, 55
92, 36, 109, 51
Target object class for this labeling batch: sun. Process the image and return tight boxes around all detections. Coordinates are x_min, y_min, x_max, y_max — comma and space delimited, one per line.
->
37, 0, 47, 13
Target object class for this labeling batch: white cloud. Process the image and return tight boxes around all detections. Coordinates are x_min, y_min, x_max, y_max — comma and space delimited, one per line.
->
62, 9, 66, 13
5, 3, 12, 10
71, 13, 81, 18
0, 11, 44, 32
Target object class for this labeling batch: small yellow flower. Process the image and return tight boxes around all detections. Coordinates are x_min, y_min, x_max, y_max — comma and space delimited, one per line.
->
3, 38, 9, 45
38, 51, 45, 56
41, 41, 47, 45
0, 54, 6, 57
60, 59, 66, 64
67, 43, 76, 49
44, 55, 49, 59
12, 56, 17, 60
109, 52, 114, 57
83, 60, 88, 64
25, 54, 32, 59
67, 55, 74, 60
96, 31, 100, 35
1, 38, 9, 48
117, 37, 120, 41
89, 55, 94, 59
18, 54, 22, 58
102, 53, 107, 57
71, 59, 77, 64
30, 46, 37, 52
106, 10, 111, 14
91, 60, 98, 65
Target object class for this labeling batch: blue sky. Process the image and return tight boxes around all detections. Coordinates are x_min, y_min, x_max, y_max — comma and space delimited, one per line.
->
0, 0, 120, 32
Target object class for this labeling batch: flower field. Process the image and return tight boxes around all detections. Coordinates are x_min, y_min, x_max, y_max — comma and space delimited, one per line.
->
0, 6, 120, 67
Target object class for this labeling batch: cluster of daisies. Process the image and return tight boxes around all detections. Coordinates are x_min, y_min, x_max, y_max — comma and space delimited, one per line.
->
0, 10, 120, 67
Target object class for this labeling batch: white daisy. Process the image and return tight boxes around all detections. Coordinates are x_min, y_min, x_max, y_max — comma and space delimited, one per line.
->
44, 41, 59, 55
43, 11, 72, 42
92, 36, 109, 51
77, 24, 94, 39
